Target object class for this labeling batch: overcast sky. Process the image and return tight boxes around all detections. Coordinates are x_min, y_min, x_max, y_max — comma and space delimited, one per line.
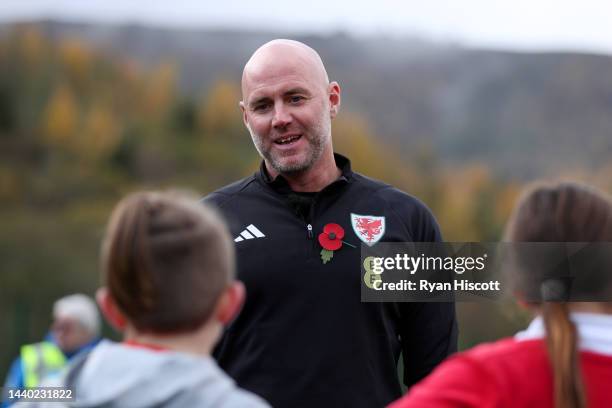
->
1, 0, 612, 54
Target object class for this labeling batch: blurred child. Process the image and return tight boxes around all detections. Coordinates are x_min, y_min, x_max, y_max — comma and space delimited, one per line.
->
17, 191, 269, 407
390, 182, 612, 408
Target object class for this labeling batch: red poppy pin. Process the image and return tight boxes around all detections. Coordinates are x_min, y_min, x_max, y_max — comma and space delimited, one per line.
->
318, 223, 355, 264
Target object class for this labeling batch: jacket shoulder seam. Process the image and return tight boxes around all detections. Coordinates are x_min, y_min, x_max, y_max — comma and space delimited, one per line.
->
374, 185, 418, 238
208, 177, 258, 209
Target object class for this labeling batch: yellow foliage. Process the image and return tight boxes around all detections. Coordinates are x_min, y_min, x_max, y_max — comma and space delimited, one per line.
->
461, 164, 491, 191
19, 27, 45, 65
120, 60, 142, 86
198, 80, 242, 136
80, 103, 121, 160
495, 183, 521, 225
43, 85, 79, 146
332, 112, 417, 186
144, 61, 177, 117
334, 113, 433, 201
436, 177, 481, 241
433, 165, 495, 240
59, 38, 92, 82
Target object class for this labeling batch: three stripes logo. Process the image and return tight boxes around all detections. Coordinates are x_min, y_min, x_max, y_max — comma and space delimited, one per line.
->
234, 224, 266, 243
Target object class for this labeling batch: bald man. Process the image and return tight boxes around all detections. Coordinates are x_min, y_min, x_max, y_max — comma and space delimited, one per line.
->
241, 39, 340, 191
204, 39, 457, 408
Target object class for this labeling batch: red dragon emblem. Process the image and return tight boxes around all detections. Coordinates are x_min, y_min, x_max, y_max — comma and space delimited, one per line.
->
351, 214, 385, 246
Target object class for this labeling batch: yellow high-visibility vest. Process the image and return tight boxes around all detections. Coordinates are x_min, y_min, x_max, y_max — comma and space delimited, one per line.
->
20, 342, 66, 388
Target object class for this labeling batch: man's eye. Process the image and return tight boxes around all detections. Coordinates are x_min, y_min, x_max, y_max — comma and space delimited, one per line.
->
253, 103, 271, 111
289, 95, 304, 104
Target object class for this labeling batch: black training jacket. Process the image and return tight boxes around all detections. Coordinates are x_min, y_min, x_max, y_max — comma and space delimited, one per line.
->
204, 154, 458, 408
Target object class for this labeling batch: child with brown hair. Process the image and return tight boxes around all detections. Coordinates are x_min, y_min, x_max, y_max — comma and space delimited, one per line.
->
390, 181, 612, 408
20, 191, 269, 407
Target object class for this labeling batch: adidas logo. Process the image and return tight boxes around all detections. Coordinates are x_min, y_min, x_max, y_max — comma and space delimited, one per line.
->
234, 224, 266, 242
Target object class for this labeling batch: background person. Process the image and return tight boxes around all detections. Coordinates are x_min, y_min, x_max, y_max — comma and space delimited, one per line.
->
2, 294, 101, 407
390, 181, 612, 408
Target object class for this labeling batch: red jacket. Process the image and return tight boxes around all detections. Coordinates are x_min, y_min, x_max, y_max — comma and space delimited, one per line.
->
389, 338, 612, 408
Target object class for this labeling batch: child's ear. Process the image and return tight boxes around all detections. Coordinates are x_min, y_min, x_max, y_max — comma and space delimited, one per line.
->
96, 287, 127, 331
215, 281, 246, 325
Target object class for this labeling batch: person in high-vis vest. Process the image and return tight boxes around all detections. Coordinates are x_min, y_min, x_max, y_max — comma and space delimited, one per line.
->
2, 294, 101, 407
19, 342, 66, 389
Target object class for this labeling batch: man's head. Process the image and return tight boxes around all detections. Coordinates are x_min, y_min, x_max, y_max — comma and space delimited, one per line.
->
97, 191, 244, 336
240, 39, 341, 175
52, 294, 100, 354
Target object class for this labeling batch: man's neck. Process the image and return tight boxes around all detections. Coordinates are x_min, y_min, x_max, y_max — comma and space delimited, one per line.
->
266, 151, 341, 193
123, 322, 221, 357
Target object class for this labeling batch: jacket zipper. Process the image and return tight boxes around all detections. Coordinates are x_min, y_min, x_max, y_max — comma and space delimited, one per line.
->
307, 224, 313, 239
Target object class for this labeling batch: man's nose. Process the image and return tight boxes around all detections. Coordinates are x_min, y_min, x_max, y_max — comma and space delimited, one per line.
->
272, 104, 292, 129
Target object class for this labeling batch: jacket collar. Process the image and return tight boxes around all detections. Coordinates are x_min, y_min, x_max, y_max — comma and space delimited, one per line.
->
515, 312, 612, 356
256, 153, 352, 194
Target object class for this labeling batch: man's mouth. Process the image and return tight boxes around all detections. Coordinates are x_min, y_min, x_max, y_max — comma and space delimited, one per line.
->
274, 134, 302, 145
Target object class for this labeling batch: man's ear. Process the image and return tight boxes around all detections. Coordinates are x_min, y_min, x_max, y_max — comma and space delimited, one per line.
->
215, 281, 246, 325
96, 287, 127, 332
239, 101, 249, 128
328, 81, 341, 118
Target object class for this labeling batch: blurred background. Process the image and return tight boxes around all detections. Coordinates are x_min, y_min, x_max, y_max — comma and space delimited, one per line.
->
1, 0, 612, 378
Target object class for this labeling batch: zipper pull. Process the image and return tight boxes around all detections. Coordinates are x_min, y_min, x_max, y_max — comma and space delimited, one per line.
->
307, 224, 313, 239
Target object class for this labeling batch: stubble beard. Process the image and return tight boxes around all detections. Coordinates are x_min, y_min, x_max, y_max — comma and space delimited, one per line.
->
249, 121, 330, 175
